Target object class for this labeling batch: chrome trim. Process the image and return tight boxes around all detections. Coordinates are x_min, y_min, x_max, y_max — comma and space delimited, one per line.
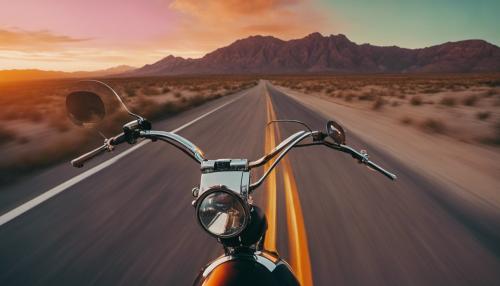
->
201, 252, 278, 278
249, 131, 307, 168
195, 186, 250, 239
139, 130, 206, 163
249, 131, 313, 192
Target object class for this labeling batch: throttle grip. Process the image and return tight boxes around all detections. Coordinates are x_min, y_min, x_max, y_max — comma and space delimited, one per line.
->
71, 144, 108, 168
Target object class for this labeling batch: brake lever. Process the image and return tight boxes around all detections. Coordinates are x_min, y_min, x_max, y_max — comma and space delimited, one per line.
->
323, 141, 397, 180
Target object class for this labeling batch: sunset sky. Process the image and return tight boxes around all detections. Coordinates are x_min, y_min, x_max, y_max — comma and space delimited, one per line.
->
0, 0, 499, 71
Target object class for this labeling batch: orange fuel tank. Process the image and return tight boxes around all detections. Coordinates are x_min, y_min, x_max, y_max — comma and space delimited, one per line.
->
193, 250, 299, 286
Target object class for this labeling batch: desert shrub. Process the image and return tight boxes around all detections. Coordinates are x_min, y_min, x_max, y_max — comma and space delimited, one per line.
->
410, 96, 423, 106
162, 86, 171, 93
462, 95, 479, 106
422, 87, 441, 94
344, 93, 354, 102
125, 87, 137, 97
189, 86, 201, 92
439, 96, 456, 107
358, 92, 376, 101
51, 119, 71, 133
17, 136, 30, 144
3, 109, 21, 120
0, 126, 17, 145
174, 92, 182, 98
189, 94, 206, 107
142, 86, 161, 96
400, 116, 413, 125
420, 118, 447, 134
480, 122, 500, 146
391, 101, 400, 107
372, 98, 385, 110
482, 88, 498, 97
27, 110, 43, 122
476, 111, 491, 121
160, 101, 181, 115
483, 80, 500, 87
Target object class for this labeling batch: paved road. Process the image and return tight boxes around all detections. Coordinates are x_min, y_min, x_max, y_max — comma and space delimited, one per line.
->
1, 81, 499, 285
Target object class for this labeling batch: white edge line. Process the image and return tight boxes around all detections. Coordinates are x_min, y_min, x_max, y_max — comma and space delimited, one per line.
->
0, 92, 247, 226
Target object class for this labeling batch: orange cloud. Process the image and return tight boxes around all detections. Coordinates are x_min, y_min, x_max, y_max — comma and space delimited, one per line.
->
170, 0, 300, 18
166, 0, 332, 52
0, 28, 89, 51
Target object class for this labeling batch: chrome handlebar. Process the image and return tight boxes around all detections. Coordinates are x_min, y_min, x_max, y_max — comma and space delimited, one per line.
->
71, 121, 396, 185
140, 130, 206, 163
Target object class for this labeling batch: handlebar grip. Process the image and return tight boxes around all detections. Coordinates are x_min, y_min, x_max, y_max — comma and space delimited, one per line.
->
71, 144, 108, 168
327, 143, 397, 181
365, 160, 397, 180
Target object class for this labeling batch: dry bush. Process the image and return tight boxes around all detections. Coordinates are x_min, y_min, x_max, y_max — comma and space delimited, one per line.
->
0, 125, 17, 145
480, 122, 500, 146
482, 88, 498, 97
420, 118, 447, 134
476, 111, 491, 121
344, 93, 354, 102
410, 96, 423, 106
17, 136, 30, 144
189, 85, 202, 92
358, 92, 376, 101
422, 86, 442, 94
440, 96, 456, 107
372, 98, 385, 110
142, 86, 161, 96
174, 92, 182, 98
50, 118, 71, 133
462, 95, 479, 106
400, 116, 413, 125
125, 86, 137, 97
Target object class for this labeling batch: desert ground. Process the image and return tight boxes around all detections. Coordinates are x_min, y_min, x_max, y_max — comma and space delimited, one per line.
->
0, 76, 258, 184
271, 73, 500, 216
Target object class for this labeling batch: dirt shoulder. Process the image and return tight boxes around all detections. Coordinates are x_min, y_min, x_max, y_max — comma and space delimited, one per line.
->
275, 85, 500, 214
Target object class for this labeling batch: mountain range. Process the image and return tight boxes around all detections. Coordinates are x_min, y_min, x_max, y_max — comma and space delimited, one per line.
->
2, 33, 499, 82
0, 65, 135, 82
125, 32, 500, 76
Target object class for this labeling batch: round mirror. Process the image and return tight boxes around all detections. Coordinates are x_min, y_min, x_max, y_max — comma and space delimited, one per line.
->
66, 91, 106, 126
326, 120, 346, 144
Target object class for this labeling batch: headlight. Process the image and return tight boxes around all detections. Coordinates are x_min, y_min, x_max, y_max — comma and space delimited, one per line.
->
196, 187, 249, 238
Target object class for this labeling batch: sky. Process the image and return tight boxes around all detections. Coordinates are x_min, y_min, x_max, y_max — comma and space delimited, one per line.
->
0, 0, 498, 71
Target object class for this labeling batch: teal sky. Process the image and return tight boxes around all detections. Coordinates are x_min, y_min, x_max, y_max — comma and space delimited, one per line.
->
320, 0, 500, 48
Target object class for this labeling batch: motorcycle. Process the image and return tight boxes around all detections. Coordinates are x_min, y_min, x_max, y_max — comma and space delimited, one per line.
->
65, 80, 396, 286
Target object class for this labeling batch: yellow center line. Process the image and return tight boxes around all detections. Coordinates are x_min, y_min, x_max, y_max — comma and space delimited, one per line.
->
263, 90, 278, 252
263, 87, 314, 285
282, 162, 314, 286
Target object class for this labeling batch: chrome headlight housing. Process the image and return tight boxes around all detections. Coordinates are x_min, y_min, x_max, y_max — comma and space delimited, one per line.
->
196, 186, 249, 238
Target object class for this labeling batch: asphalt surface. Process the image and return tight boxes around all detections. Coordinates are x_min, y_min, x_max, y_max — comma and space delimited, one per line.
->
1, 81, 500, 285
